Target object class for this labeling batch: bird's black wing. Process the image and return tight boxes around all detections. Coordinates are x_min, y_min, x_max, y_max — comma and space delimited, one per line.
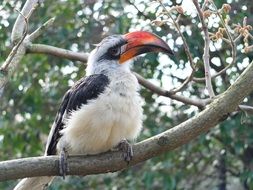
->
45, 74, 110, 155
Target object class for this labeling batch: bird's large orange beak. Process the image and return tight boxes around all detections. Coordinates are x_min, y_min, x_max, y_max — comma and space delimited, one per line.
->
119, 31, 174, 64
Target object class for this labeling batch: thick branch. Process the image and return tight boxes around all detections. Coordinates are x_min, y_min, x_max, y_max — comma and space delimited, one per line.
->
1, 60, 253, 181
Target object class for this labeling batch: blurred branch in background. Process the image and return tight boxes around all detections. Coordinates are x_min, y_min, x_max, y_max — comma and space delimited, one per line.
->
194, 2, 238, 82
192, 0, 215, 98
25, 43, 253, 114
0, 0, 41, 98
155, 1, 196, 94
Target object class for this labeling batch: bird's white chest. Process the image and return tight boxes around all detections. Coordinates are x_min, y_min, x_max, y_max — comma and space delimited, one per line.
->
58, 74, 143, 155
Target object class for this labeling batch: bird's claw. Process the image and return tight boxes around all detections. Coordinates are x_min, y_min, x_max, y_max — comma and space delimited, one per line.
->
117, 139, 133, 163
59, 148, 69, 179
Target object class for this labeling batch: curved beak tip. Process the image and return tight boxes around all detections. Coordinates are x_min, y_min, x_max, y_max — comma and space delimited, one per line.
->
120, 31, 174, 63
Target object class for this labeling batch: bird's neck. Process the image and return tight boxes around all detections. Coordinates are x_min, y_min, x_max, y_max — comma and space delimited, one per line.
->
86, 61, 132, 77
86, 61, 138, 92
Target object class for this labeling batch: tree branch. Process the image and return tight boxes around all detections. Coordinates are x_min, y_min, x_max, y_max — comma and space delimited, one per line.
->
27, 44, 89, 62
29, 17, 55, 41
134, 73, 207, 108
1, 60, 253, 181
26, 43, 208, 108
11, 0, 40, 44
238, 105, 253, 115
158, 1, 195, 70
157, 1, 196, 93
193, 2, 237, 82
25, 43, 253, 113
0, 0, 41, 98
0, 8, 30, 72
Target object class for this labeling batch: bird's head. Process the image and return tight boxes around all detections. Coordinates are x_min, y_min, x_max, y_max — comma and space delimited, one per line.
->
86, 31, 174, 75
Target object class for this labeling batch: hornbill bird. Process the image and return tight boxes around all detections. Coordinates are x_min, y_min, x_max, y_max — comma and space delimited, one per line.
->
14, 31, 173, 190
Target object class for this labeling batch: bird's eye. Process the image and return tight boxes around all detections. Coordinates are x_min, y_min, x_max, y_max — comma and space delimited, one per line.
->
108, 47, 121, 57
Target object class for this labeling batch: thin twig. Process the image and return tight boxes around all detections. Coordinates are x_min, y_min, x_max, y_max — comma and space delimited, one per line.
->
158, 2, 195, 70
192, 0, 215, 98
157, 1, 196, 93
1, 1, 42, 98
238, 105, 253, 115
209, 32, 231, 44
125, 0, 150, 20
233, 33, 242, 43
1, 3, 39, 72
248, 33, 253, 40
170, 69, 195, 94
0, 9, 30, 72
29, 17, 56, 41
11, 0, 40, 44
201, 0, 208, 11
134, 72, 208, 108
193, 2, 237, 82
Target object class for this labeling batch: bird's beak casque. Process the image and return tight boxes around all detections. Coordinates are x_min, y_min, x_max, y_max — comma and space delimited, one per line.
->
119, 31, 174, 64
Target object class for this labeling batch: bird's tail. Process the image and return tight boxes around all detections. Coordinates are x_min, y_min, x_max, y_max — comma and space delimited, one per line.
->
13, 176, 54, 190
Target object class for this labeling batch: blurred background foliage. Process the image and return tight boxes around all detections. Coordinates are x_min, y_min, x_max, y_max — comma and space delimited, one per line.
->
0, 0, 253, 189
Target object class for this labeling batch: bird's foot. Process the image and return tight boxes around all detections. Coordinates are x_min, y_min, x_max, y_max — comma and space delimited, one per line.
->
117, 139, 133, 163
59, 148, 69, 179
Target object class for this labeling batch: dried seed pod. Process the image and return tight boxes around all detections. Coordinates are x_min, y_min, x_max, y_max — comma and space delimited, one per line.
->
151, 20, 165, 27
218, 28, 225, 34
222, 4, 231, 13
239, 28, 246, 34
246, 25, 252, 30
175, 6, 184, 14
244, 47, 250, 53
216, 31, 223, 39
203, 10, 212, 18
234, 25, 241, 33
